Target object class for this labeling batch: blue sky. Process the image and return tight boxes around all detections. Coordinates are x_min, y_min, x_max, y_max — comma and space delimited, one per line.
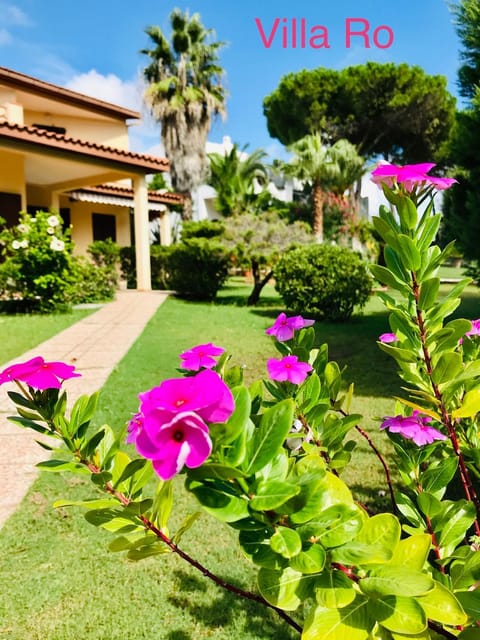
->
0, 0, 463, 159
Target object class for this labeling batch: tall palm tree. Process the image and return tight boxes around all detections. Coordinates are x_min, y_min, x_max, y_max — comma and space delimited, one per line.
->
142, 9, 226, 219
284, 133, 364, 242
207, 144, 269, 216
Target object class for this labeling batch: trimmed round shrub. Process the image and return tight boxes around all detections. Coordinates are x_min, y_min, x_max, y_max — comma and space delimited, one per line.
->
167, 238, 229, 301
274, 244, 372, 321
119, 245, 171, 290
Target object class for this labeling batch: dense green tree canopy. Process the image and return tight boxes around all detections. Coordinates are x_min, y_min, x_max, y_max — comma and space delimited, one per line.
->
263, 62, 456, 163
453, 0, 480, 99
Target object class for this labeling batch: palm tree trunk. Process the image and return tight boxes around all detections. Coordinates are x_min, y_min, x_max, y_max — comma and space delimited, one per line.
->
312, 182, 324, 243
181, 192, 193, 220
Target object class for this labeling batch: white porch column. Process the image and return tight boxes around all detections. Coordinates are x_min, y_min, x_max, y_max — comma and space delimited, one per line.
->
133, 175, 151, 290
50, 191, 60, 211
159, 211, 172, 246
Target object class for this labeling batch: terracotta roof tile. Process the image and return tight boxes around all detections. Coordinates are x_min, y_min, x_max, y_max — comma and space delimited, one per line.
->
75, 184, 183, 205
0, 121, 169, 172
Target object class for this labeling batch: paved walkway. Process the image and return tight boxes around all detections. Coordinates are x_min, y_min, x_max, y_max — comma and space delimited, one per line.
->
0, 290, 168, 528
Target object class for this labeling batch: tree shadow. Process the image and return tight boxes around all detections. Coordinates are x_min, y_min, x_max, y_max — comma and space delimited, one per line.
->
166, 570, 299, 639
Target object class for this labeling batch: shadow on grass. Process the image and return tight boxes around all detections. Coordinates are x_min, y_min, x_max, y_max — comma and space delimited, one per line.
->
166, 570, 299, 640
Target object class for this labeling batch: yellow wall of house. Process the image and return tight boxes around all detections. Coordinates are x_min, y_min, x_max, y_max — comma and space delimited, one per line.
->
0, 150, 26, 207
62, 198, 131, 254
24, 111, 130, 149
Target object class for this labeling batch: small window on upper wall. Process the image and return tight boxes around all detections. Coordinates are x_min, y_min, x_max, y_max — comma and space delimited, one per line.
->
92, 213, 116, 242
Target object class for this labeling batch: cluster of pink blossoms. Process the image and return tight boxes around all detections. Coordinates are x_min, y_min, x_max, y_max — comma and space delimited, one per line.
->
381, 411, 447, 446
371, 162, 457, 192
0, 356, 80, 390
265, 313, 314, 385
127, 369, 234, 481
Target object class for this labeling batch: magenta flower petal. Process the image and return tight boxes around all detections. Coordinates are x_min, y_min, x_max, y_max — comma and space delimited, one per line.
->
267, 355, 313, 384
371, 162, 456, 193
381, 411, 446, 446
265, 313, 315, 342
126, 412, 144, 444
379, 333, 398, 343
0, 356, 80, 389
179, 342, 225, 371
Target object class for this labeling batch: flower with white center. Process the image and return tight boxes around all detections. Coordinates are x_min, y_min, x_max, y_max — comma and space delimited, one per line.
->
12, 240, 20, 250
19, 239, 28, 249
17, 224, 29, 234
46, 227, 55, 234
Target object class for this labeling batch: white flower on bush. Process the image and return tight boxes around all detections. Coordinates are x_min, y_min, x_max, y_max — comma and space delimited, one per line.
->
46, 226, 55, 234
50, 238, 65, 252
19, 239, 28, 249
12, 240, 20, 250
17, 224, 29, 234
47, 215, 59, 227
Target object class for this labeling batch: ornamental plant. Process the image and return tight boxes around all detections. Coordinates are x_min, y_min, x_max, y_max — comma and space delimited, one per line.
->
2, 162, 480, 639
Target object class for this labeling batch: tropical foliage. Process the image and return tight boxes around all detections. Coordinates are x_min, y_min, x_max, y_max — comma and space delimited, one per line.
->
142, 9, 226, 218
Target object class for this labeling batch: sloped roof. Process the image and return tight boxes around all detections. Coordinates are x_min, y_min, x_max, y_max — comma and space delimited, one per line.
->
0, 121, 169, 172
69, 184, 183, 207
0, 66, 140, 120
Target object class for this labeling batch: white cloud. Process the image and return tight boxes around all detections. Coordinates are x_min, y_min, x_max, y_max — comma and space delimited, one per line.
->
0, 28, 12, 45
1, 3, 32, 26
65, 69, 143, 112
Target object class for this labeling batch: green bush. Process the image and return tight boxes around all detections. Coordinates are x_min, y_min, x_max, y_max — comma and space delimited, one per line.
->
167, 238, 229, 301
67, 258, 117, 304
180, 219, 225, 240
274, 244, 372, 321
119, 245, 171, 290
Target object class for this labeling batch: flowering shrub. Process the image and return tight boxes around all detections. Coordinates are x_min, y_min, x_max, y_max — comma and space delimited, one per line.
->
0, 210, 75, 311
2, 163, 480, 639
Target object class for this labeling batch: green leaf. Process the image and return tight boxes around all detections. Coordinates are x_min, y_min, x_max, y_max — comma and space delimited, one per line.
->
418, 277, 440, 311
244, 399, 294, 475
369, 595, 427, 634
114, 458, 149, 487
187, 480, 249, 522
417, 213, 442, 251
151, 480, 173, 532
257, 566, 307, 611
389, 534, 431, 571
303, 596, 373, 640
290, 543, 326, 575
355, 514, 401, 560
455, 591, 480, 623
314, 570, 356, 608
7, 415, 50, 435
53, 497, 117, 510
210, 385, 251, 444
452, 388, 480, 419
397, 197, 418, 230
172, 511, 202, 545
187, 463, 247, 481
378, 342, 418, 363
270, 527, 302, 558
436, 500, 477, 557
298, 504, 364, 549
360, 566, 434, 598
432, 351, 463, 385
370, 264, 410, 294
127, 545, 170, 561
249, 480, 300, 511
396, 234, 421, 271
37, 459, 88, 473
239, 529, 285, 569
416, 492, 443, 518
417, 581, 467, 626
421, 457, 458, 497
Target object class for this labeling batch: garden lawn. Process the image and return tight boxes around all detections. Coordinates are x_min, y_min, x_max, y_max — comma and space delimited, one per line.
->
0, 308, 94, 365
0, 279, 479, 640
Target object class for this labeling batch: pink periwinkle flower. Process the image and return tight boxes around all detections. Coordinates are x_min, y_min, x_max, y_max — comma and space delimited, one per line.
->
380, 410, 447, 446
265, 312, 315, 342
267, 355, 313, 384
129, 369, 234, 480
371, 162, 457, 193
179, 342, 225, 371
379, 332, 398, 344
135, 411, 212, 481
0, 356, 80, 390
465, 319, 480, 339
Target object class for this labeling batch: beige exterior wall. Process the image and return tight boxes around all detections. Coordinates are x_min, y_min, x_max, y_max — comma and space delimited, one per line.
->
0, 150, 26, 207
24, 111, 130, 149
64, 198, 131, 254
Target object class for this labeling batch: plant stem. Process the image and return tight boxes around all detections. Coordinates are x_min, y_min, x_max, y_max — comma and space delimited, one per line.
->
411, 273, 480, 535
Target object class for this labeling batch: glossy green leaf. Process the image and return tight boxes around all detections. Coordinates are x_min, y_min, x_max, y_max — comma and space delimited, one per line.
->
418, 277, 440, 311
370, 595, 427, 634
37, 459, 88, 473
421, 457, 458, 497
396, 234, 421, 271
355, 514, 401, 560
455, 590, 480, 622
189, 482, 249, 522
244, 399, 294, 475
360, 566, 434, 598
172, 511, 202, 545
436, 500, 477, 557
210, 385, 251, 444
397, 197, 418, 230
370, 264, 410, 294
457, 629, 480, 640
378, 342, 418, 363
303, 596, 373, 640
451, 548, 480, 589
289, 543, 326, 574
416, 492, 443, 518
298, 504, 364, 548
417, 581, 467, 626
239, 529, 285, 569
113, 457, 148, 488
151, 480, 173, 532
389, 534, 431, 571
249, 480, 300, 511
53, 497, 117, 510
431, 351, 463, 385
127, 545, 170, 560
452, 388, 480, 419
314, 570, 356, 608
270, 527, 302, 558
257, 566, 304, 610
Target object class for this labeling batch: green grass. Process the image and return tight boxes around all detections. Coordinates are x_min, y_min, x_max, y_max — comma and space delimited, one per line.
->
0, 279, 479, 639
0, 308, 94, 366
